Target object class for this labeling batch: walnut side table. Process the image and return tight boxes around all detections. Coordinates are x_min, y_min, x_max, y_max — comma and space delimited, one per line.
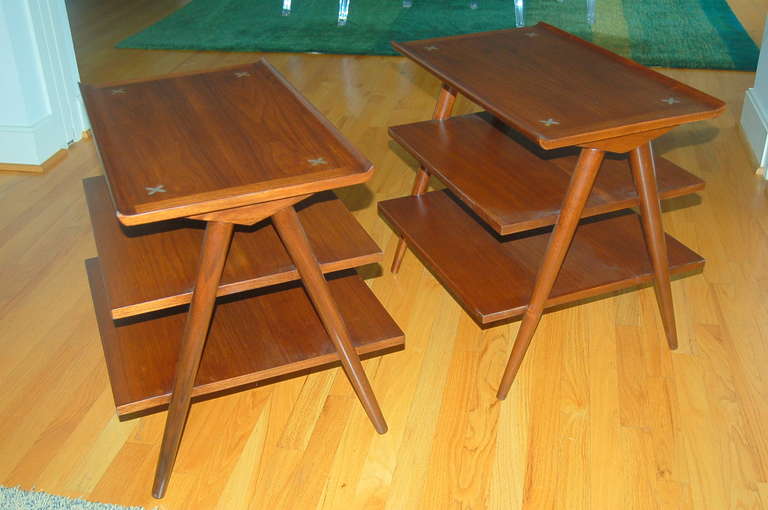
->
379, 23, 724, 398
81, 60, 403, 498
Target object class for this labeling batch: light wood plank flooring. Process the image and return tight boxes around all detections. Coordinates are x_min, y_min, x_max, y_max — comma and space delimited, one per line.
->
1, 1, 766, 507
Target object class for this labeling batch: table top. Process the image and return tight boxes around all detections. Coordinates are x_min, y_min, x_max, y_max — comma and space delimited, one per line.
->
393, 23, 725, 149
81, 60, 373, 225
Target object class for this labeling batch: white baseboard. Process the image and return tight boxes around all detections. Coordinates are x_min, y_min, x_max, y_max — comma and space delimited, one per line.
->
0, 0, 88, 166
741, 88, 768, 176
0, 114, 70, 166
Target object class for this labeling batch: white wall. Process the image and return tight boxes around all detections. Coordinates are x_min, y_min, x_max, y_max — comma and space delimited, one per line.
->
741, 17, 768, 175
0, 0, 88, 166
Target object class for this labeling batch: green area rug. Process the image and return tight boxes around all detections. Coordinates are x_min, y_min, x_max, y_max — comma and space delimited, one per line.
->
118, 0, 759, 70
0, 486, 145, 510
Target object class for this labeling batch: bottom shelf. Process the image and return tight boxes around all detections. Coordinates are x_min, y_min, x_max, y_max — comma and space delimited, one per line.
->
86, 259, 404, 416
379, 190, 704, 325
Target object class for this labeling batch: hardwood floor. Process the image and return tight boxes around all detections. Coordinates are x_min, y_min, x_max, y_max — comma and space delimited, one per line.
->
1, 1, 767, 507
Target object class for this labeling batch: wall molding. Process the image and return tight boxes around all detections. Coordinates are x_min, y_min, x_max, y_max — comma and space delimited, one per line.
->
0, 0, 88, 167
741, 88, 768, 173
0, 129, 90, 174
0, 148, 67, 174
0, 114, 64, 167
740, 15, 767, 178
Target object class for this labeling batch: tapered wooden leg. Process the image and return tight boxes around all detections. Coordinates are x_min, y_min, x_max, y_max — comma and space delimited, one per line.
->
152, 221, 234, 498
391, 84, 458, 273
390, 169, 430, 272
272, 206, 388, 434
629, 142, 678, 349
497, 148, 605, 400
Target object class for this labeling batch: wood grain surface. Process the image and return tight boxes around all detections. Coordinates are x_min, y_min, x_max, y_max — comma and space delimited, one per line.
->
390, 111, 705, 234
81, 60, 374, 224
379, 190, 704, 324
389, 83, 458, 272
87, 260, 404, 416
272, 205, 389, 434
149, 218, 234, 498
84, 176, 382, 318
393, 23, 725, 149
1, 0, 765, 508
495, 146, 607, 398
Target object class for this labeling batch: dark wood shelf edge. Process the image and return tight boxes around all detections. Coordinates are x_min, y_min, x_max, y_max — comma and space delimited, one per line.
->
116, 169, 376, 226
117, 339, 404, 416
111, 253, 382, 320
84, 176, 384, 320
426, 161, 703, 237
389, 113, 705, 235
391, 23, 725, 150
480, 260, 703, 324
379, 191, 704, 325
86, 258, 404, 416
87, 258, 133, 414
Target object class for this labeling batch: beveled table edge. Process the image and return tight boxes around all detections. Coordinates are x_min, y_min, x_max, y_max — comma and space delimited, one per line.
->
81, 59, 375, 226
391, 22, 726, 150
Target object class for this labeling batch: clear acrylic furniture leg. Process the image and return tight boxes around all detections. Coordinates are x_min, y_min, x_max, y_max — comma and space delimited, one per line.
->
514, 0, 524, 27
337, 0, 350, 25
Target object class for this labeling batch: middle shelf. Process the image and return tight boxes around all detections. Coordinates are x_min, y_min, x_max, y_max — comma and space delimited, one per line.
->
84, 176, 382, 319
389, 112, 704, 235
379, 190, 704, 325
